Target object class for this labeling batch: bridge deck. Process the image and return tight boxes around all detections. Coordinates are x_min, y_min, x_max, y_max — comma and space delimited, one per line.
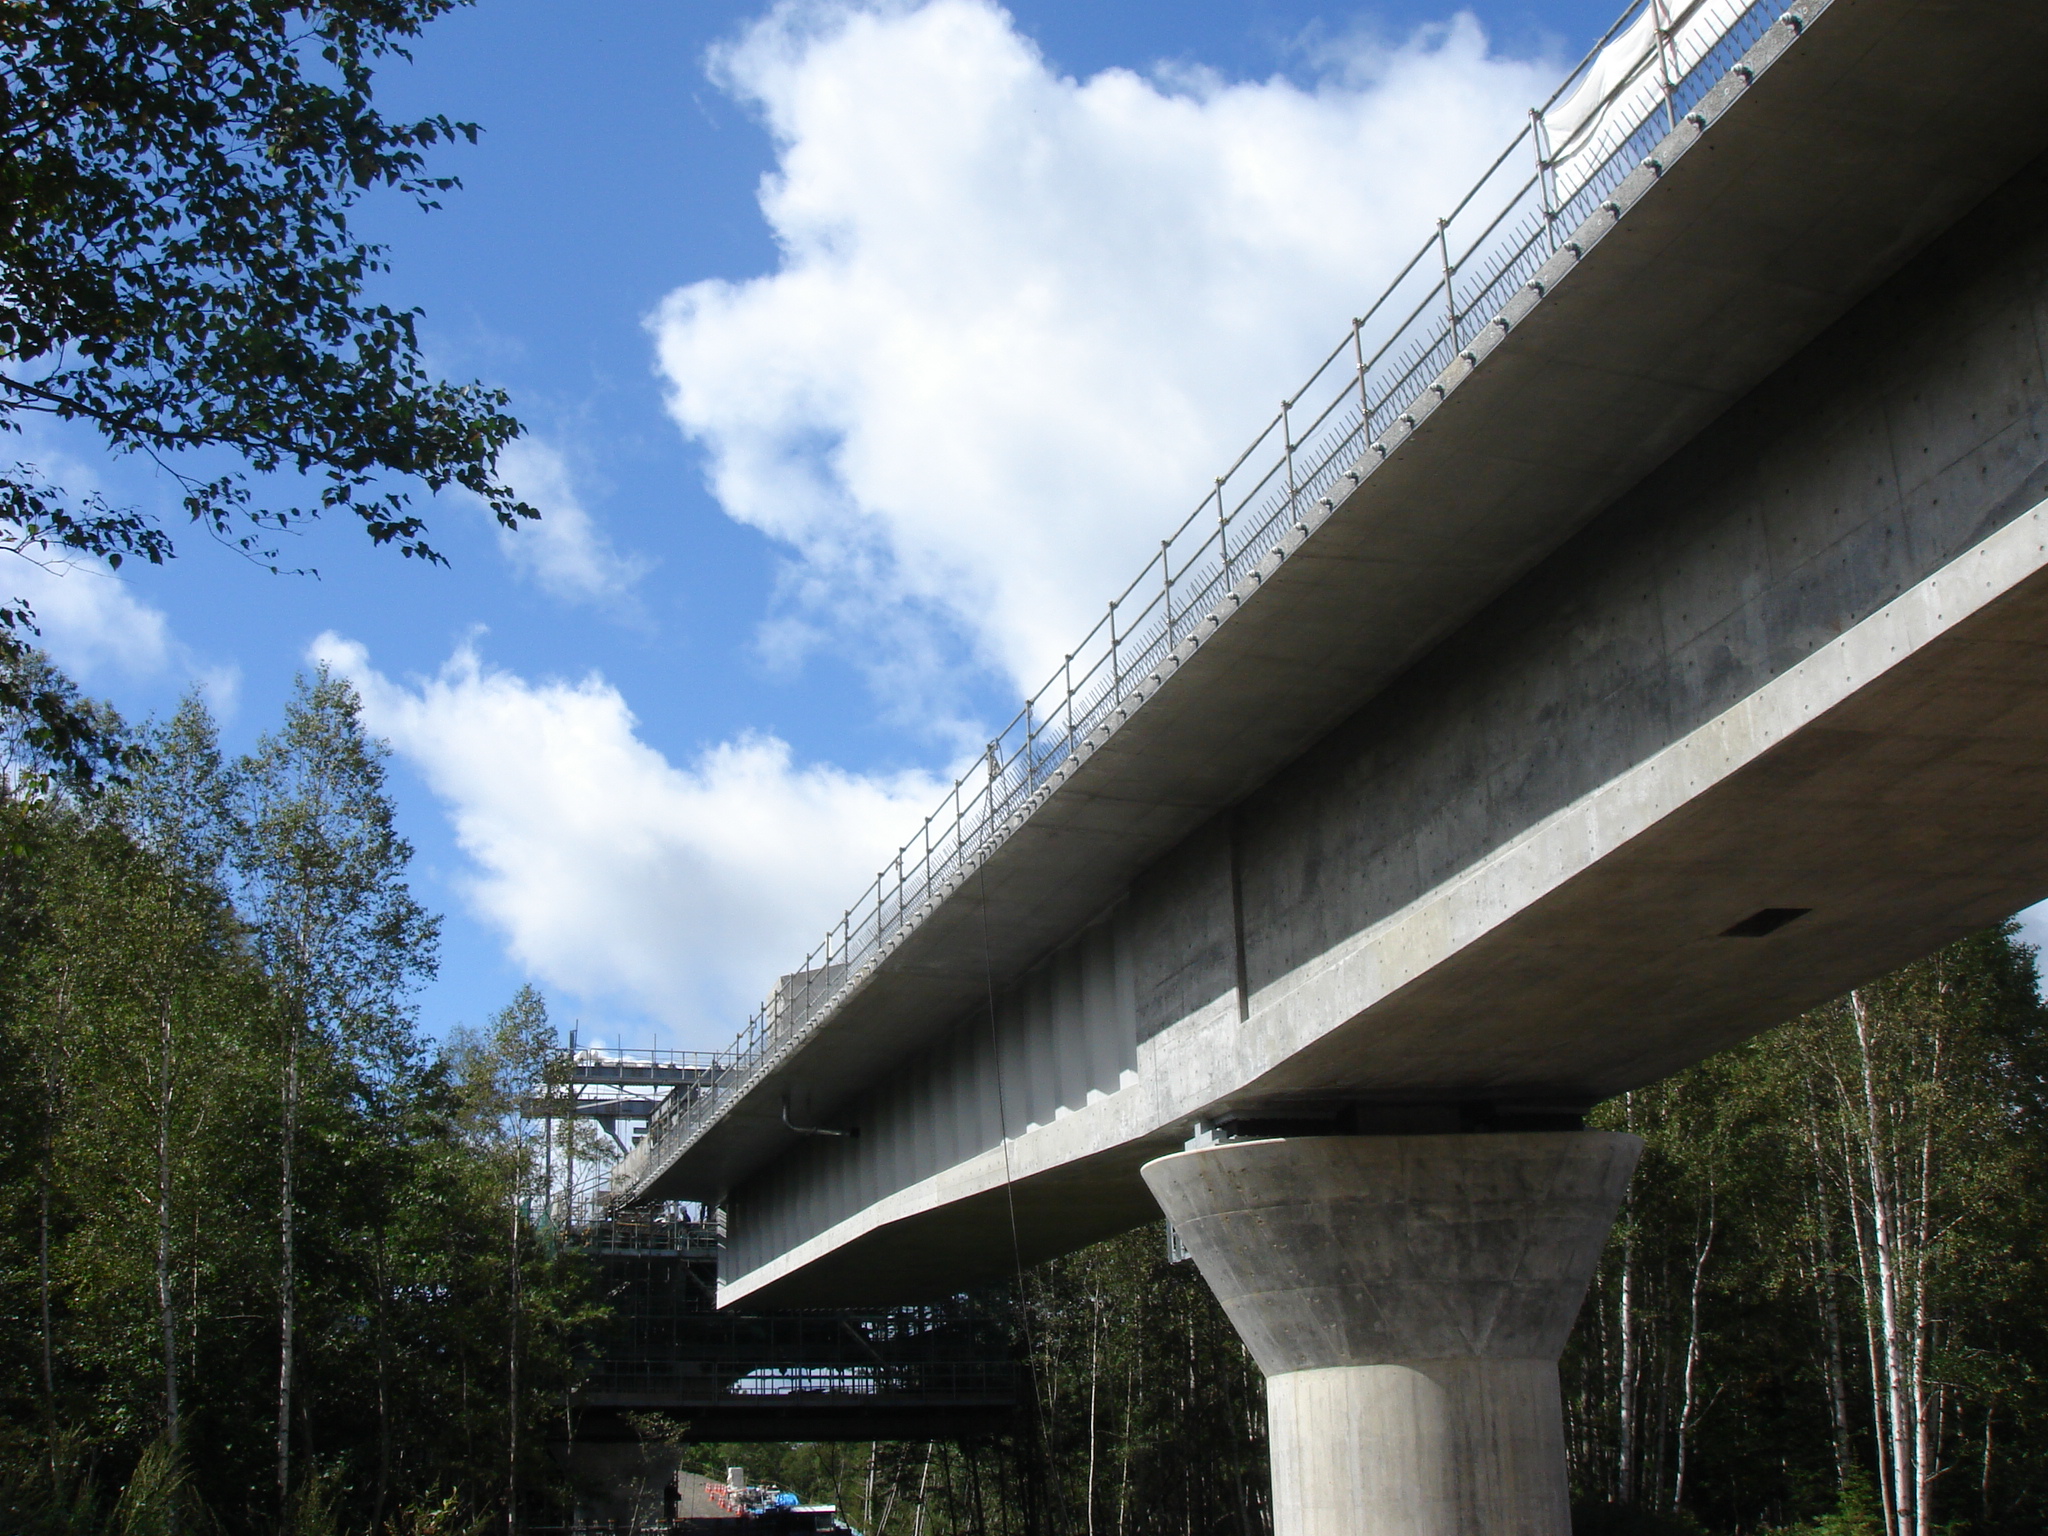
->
619, 0, 2048, 1218
613, 0, 2048, 1309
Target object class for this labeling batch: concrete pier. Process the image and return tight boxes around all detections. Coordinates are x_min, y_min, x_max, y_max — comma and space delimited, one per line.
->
1142, 1133, 1641, 1536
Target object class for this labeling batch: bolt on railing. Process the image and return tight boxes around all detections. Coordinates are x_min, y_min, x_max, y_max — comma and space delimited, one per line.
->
618, 0, 1793, 1198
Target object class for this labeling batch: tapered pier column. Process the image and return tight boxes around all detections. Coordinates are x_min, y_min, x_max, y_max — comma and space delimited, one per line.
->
1143, 1133, 1640, 1536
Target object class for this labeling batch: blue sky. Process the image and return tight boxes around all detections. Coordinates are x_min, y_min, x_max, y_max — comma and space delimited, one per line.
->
34, 0, 2027, 1052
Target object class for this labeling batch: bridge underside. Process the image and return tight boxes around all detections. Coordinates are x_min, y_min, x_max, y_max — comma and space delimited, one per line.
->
722, 130, 2048, 1306
569, 1220, 1018, 1438
618, 0, 2048, 1311
570, 1401, 1018, 1446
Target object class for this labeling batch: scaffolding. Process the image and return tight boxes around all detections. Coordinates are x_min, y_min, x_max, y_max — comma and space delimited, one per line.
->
567, 1212, 1017, 1440
527, 1052, 1020, 1442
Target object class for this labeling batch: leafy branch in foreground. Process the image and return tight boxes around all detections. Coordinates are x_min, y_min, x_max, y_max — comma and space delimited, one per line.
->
0, 0, 534, 781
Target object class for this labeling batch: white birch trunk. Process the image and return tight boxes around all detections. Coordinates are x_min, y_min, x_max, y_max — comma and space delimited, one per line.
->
1672, 1195, 1715, 1511
277, 1011, 298, 1512
156, 991, 179, 1446
1086, 1295, 1101, 1536
1617, 1092, 1638, 1506
1853, 989, 1915, 1536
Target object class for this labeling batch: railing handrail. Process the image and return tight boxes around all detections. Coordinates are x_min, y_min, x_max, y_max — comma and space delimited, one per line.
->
616, 0, 1793, 1201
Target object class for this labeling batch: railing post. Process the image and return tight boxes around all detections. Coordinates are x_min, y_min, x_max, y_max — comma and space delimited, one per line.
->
1162, 539, 1175, 645
1282, 399, 1298, 521
1437, 217, 1459, 348
1654, 0, 1679, 134
1109, 597, 1121, 696
1351, 320, 1371, 440
1531, 107, 1558, 251
1215, 480, 1231, 574
1064, 655, 1074, 743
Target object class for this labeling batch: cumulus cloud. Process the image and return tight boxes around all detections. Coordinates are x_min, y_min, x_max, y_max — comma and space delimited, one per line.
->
654, 0, 1554, 698
2, 430, 241, 709
492, 438, 650, 605
315, 632, 945, 1041
2, 552, 240, 716
6, 551, 174, 681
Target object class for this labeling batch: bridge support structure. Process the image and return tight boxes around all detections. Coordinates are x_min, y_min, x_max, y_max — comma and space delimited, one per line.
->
1143, 1132, 1640, 1536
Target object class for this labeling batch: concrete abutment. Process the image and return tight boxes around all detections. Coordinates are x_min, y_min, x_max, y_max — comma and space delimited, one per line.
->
1143, 1132, 1641, 1536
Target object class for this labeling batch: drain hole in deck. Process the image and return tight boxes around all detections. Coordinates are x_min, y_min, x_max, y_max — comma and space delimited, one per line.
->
1721, 907, 1812, 938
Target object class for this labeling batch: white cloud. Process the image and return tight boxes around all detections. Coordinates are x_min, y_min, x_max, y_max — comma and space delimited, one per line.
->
314, 632, 945, 1042
2, 430, 239, 710
5, 551, 174, 681
3, 549, 240, 719
655, 0, 1553, 698
492, 438, 650, 605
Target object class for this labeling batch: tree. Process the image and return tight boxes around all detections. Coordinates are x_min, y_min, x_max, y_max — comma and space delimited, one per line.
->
0, 656, 597, 1536
1563, 924, 2048, 1536
0, 647, 135, 794
1784, 933, 2045, 1536
447, 985, 552, 1536
232, 665, 438, 1513
0, 0, 533, 782
120, 692, 238, 888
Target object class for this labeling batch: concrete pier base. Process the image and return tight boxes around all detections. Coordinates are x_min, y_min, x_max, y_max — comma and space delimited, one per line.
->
1142, 1133, 1641, 1536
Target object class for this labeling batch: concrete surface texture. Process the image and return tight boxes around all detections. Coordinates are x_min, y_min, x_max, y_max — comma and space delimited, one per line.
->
1143, 1134, 1641, 1536
620, 0, 2048, 1223
613, 0, 2048, 1311
712, 132, 2048, 1307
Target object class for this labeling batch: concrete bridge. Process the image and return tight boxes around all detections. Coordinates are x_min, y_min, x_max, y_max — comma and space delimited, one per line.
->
615, 0, 2048, 1529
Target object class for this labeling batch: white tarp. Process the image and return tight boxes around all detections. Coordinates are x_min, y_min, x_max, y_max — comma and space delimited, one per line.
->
1541, 0, 1754, 204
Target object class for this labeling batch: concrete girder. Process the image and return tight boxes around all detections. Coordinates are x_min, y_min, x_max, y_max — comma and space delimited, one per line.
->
623, 0, 2048, 1217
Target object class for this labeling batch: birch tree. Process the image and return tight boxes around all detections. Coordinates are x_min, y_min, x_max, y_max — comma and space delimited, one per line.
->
232, 665, 438, 1512
1786, 932, 2039, 1536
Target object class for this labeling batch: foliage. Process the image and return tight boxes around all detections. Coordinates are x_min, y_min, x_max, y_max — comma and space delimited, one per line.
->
233, 663, 440, 1083
0, 656, 588, 1535
0, 0, 532, 783
1563, 924, 2048, 1536
0, 648, 137, 793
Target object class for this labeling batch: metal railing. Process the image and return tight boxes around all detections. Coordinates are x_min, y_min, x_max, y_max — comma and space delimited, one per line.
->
571, 1213, 728, 1255
619, 0, 1794, 1197
558, 1046, 723, 1082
